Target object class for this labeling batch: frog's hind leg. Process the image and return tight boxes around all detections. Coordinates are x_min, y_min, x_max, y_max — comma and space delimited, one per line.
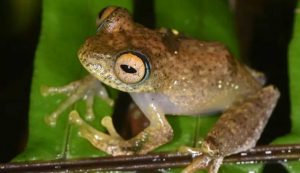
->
183, 86, 280, 173
41, 75, 114, 126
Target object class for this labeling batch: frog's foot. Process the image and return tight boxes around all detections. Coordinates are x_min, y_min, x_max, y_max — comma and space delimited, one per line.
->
178, 146, 222, 173
69, 110, 173, 156
41, 75, 114, 126
182, 154, 223, 173
178, 146, 202, 156
69, 111, 134, 155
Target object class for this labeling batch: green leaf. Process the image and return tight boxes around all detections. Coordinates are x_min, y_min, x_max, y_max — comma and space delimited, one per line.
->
15, 0, 240, 168
15, 0, 300, 173
288, 1, 300, 137
14, 0, 133, 161
272, 1, 300, 172
15, 0, 239, 162
220, 164, 263, 173
155, 0, 239, 57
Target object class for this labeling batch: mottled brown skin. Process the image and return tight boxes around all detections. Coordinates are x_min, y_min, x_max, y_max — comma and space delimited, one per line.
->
79, 8, 264, 115
43, 7, 280, 173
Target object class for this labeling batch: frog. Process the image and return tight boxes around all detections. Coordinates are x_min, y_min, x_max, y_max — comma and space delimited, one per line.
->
41, 6, 280, 173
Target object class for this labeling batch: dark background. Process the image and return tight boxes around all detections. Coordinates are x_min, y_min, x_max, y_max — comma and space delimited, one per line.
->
0, 0, 297, 172
0, 0, 41, 162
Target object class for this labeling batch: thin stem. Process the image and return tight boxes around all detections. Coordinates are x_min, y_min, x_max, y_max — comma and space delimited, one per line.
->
1, 144, 300, 172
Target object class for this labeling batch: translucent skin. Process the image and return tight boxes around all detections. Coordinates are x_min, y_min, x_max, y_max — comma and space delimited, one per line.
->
43, 7, 280, 173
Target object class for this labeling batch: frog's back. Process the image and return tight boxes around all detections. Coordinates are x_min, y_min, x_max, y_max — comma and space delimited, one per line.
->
150, 38, 263, 115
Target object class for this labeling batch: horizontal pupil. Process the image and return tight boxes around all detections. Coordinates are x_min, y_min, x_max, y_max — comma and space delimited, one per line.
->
120, 64, 137, 73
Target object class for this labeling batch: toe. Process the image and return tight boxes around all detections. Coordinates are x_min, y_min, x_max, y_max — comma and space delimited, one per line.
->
182, 155, 211, 173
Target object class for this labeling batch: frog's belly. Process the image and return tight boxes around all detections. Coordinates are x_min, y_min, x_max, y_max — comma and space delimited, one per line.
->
130, 92, 241, 116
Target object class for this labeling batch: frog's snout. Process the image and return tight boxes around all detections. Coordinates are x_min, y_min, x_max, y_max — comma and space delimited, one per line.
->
78, 46, 85, 62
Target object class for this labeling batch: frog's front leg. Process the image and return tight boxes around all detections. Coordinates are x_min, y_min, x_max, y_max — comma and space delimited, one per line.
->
41, 75, 114, 126
70, 93, 173, 155
183, 86, 280, 173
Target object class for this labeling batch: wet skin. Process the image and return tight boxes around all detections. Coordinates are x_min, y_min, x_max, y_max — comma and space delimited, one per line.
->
42, 7, 280, 173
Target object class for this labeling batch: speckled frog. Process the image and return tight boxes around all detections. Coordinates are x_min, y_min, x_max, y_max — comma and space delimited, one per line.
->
42, 7, 280, 173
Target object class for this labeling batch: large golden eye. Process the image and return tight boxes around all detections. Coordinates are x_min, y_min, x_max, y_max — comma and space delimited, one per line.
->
96, 6, 118, 29
114, 51, 150, 84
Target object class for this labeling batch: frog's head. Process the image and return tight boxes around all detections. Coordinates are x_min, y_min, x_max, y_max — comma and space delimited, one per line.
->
78, 6, 164, 93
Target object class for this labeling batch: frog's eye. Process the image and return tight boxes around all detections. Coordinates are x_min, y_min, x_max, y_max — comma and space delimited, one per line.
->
96, 6, 118, 29
114, 52, 150, 84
